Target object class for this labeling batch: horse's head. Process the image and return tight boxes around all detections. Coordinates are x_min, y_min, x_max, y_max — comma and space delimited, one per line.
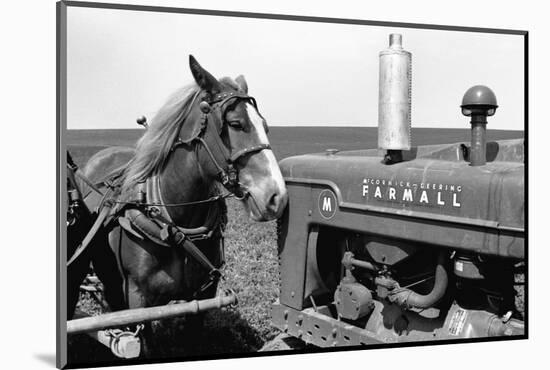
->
182, 55, 287, 221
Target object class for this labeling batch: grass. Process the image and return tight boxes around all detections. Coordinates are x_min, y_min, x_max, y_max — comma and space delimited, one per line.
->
66, 127, 524, 366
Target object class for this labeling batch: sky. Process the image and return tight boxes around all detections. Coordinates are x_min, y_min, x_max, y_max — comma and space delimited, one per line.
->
67, 6, 524, 129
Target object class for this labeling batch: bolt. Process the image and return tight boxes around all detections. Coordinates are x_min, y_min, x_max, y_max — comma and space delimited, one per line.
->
148, 207, 161, 218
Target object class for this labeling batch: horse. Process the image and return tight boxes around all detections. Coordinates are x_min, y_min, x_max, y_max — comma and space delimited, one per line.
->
73, 56, 288, 351
66, 152, 96, 320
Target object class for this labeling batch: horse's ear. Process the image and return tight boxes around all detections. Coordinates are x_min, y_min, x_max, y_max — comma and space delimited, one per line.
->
189, 55, 221, 93
235, 75, 248, 93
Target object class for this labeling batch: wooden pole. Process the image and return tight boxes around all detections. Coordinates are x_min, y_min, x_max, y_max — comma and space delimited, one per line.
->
67, 293, 236, 335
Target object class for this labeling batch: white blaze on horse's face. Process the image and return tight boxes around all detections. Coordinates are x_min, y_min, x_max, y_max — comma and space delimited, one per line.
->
236, 103, 288, 221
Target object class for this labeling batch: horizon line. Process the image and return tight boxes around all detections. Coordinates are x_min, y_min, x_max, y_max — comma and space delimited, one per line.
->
67, 126, 524, 131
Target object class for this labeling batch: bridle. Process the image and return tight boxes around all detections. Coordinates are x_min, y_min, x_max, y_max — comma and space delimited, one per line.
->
67, 89, 272, 279
171, 89, 271, 199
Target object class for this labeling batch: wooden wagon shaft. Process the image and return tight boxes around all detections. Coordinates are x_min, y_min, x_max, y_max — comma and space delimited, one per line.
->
68, 293, 237, 335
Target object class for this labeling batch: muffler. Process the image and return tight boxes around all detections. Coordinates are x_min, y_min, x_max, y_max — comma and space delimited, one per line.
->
378, 33, 412, 163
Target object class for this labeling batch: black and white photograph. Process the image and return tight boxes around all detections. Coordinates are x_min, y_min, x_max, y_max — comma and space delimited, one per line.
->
55, 1, 528, 368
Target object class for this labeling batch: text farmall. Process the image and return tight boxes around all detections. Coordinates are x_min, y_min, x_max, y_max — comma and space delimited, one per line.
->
362, 177, 462, 208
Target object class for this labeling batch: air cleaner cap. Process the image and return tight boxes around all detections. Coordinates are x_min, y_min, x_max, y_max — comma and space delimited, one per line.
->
461, 85, 498, 117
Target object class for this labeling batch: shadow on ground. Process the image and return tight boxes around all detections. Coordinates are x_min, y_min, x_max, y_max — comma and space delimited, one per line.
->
67, 306, 264, 367
33, 353, 57, 367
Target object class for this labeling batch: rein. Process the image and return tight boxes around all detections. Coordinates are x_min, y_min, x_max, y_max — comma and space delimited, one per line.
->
112, 192, 234, 208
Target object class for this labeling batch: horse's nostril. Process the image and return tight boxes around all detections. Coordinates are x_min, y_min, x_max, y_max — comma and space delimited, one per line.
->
268, 193, 279, 209
267, 191, 288, 213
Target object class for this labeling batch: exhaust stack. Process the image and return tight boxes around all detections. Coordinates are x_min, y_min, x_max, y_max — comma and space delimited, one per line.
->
378, 33, 412, 163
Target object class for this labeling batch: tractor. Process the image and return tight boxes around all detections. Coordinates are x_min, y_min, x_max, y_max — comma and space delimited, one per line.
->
270, 34, 525, 347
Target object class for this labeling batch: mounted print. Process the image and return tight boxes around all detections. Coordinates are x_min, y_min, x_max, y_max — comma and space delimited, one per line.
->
57, 1, 527, 368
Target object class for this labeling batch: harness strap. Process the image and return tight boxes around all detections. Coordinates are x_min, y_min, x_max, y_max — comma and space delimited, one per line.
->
230, 144, 271, 162
172, 228, 220, 277
195, 137, 229, 178
71, 166, 105, 196
67, 202, 113, 266
151, 208, 219, 240
146, 174, 173, 225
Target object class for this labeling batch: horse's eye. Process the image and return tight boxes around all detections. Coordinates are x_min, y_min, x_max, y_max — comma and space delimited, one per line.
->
227, 119, 245, 130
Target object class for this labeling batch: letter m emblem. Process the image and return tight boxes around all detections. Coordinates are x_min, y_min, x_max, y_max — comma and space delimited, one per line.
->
318, 189, 337, 219
322, 196, 332, 212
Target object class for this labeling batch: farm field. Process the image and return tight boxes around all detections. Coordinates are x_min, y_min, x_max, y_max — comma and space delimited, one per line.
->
66, 127, 523, 366
67, 127, 523, 165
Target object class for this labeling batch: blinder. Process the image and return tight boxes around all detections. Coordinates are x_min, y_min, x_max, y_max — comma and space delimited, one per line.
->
172, 89, 270, 197
207, 90, 259, 134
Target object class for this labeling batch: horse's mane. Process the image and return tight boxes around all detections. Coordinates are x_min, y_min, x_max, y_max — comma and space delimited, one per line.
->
121, 77, 240, 194
121, 83, 200, 193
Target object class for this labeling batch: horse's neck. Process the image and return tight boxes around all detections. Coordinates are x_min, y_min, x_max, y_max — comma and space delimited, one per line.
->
159, 147, 213, 226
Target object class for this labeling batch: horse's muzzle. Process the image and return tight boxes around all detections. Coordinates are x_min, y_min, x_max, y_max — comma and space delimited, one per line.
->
264, 189, 288, 218
245, 186, 288, 222
237, 148, 288, 221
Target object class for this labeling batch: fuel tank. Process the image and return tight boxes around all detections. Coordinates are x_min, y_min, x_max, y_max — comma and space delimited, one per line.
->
278, 139, 524, 259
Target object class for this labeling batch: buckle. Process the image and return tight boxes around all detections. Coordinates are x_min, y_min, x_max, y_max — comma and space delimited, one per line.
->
209, 269, 222, 281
